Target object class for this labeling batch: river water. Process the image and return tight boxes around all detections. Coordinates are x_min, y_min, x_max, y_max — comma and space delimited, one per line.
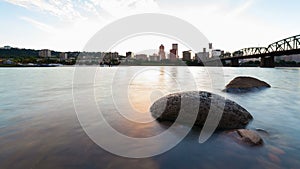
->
0, 66, 299, 169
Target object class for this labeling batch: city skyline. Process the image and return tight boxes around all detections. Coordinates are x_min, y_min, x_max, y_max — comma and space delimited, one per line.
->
2, 33, 300, 66
1, 0, 300, 53
0, 42, 195, 59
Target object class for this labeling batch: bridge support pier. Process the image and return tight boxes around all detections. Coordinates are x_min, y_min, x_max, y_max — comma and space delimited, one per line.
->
231, 58, 239, 67
260, 56, 275, 68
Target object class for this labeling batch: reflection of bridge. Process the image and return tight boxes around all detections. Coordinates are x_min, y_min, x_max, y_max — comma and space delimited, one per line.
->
220, 34, 300, 67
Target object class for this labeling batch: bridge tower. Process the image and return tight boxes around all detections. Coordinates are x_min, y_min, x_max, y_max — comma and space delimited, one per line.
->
231, 58, 239, 67
260, 56, 275, 68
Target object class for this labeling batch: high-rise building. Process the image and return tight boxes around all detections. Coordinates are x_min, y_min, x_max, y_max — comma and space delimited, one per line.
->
196, 48, 209, 63
158, 44, 166, 60
169, 49, 177, 61
209, 43, 213, 50
182, 51, 191, 61
169, 43, 179, 61
172, 44, 178, 50
172, 43, 178, 58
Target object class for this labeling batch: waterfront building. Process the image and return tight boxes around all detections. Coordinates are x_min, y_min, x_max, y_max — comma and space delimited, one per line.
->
3, 59, 13, 65
149, 54, 160, 62
3, 46, 11, 50
59, 52, 68, 61
39, 49, 51, 57
103, 52, 119, 63
126, 52, 134, 58
212, 49, 222, 58
135, 54, 148, 61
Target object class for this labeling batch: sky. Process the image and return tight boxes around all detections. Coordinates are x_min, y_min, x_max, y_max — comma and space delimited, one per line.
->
1, 0, 300, 55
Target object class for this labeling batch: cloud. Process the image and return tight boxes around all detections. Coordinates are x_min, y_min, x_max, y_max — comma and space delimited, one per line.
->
2, 0, 287, 53
3, 0, 160, 51
4, 0, 159, 21
91, 0, 159, 18
20, 16, 56, 33
226, 0, 255, 18
4, 0, 84, 20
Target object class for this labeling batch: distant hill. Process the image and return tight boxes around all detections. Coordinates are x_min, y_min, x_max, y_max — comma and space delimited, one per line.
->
0, 48, 81, 59
0, 48, 39, 58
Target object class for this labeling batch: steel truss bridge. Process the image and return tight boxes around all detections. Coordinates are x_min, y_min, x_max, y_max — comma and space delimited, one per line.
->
220, 34, 300, 67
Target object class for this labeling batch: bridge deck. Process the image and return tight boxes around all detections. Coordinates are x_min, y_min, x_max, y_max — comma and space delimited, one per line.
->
221, 48, 300, 61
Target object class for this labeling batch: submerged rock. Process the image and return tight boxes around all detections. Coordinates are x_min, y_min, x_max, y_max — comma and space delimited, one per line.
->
268, 146, 285, 155
268, 153, 281, 163
255, 128, 270, 136
236, 129, 263, 146
225, 129, 263, 146
150, 91, 253, 129
225, 76, 271, 93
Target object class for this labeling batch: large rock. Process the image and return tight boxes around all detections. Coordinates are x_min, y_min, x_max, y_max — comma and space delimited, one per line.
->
150, 91, 253, 129
225, 76, 270, 92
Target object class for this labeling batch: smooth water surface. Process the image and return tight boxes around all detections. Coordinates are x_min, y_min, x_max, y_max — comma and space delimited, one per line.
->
0, 67, 300, 169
